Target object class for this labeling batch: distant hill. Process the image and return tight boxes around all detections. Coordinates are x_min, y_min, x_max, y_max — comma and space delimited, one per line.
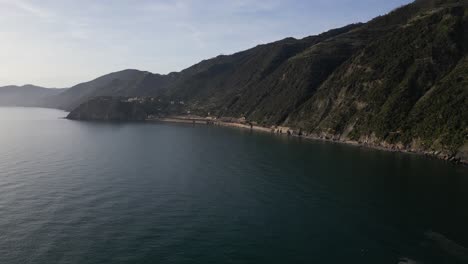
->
44, 69, 157, 111
5, 0, 468, 162
0, 85, 65, 107
39, 23, 363, 111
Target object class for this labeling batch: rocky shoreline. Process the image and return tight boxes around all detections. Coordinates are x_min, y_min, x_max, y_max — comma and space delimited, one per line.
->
65, 96, 467, 167
149, 116, 468, 166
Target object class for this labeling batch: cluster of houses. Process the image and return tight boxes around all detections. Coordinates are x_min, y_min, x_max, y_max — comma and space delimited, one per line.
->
121, 96, 304, 136
124, 97, 158, 103
123, 97, 187, 106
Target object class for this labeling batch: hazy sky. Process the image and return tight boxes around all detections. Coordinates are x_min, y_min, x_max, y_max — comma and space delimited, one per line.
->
0, 0, 412, 88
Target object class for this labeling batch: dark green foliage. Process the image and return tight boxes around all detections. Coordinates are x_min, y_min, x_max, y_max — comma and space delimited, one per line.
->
62, 0, 467, 158
288, 3, 467, 157
405, 57, 468, 152
67, 97, 149, 121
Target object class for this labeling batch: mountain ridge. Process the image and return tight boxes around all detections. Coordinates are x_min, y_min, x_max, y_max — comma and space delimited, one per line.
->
0, 85, 65, 107
2, 0, 467, 163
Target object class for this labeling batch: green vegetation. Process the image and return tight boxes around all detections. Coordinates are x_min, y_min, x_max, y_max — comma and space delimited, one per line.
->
62, 0, 467, 161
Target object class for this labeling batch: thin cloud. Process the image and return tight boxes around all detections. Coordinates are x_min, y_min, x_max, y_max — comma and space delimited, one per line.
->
0, 0, 414, 87
1, 0, 54, 19
230, 0, 283, 11
177, 23, 206, 48
144, 0, 189, 13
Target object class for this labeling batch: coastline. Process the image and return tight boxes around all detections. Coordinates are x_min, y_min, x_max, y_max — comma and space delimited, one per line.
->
149, 116, 468, 166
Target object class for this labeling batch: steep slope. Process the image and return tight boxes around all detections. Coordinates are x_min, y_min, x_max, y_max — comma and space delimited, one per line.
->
47, 24, 362, 111
0, 85, 65, 107
45, 69, 160, 111
66, 97, 149, 121
174, 0, 467, 122
162, 23, 363, 107
61, 0, 468, 161
287, 2, 468, 159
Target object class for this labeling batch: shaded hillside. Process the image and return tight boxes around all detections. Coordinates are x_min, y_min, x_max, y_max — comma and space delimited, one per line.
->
161, 23, 364, 110
0, 85, 65, 107
49, 0, 468, 112
43, 23, 362, 111
5, 0, 465, 162
287, 2, 468, 158
66, 97, 149, 121
45, 69, 161, 111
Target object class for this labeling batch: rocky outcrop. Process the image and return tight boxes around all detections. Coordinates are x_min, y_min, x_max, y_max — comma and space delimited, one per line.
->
66, 97, 148, 121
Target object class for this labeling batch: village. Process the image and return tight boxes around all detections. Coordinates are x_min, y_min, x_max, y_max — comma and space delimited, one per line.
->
119, 96, 301, 136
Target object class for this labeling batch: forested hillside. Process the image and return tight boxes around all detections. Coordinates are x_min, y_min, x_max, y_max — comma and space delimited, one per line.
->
6, 0, 467, 162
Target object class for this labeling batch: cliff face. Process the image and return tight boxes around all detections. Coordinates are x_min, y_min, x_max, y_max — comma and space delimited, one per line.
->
31, 0, 468, 162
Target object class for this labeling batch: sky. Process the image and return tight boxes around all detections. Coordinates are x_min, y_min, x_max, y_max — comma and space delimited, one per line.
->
0, 0, 413, 88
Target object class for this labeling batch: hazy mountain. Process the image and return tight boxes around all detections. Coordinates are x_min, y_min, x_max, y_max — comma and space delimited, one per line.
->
0, 85, 65, 107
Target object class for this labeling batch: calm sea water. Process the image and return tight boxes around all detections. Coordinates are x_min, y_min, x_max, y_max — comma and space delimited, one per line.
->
0, 107, 467, 264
